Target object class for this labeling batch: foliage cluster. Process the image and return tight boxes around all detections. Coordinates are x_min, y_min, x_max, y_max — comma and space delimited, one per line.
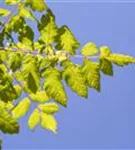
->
0, 0, 135, 149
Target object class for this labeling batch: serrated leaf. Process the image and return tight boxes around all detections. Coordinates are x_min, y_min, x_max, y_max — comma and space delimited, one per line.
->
38, 9, 58, 45
0, 8, 10, 17
38, 103, 59, 114
82, 59, 100, 91
81, 42, 99, 56
30, 91, 50, 103
0, 108, 19, 134
19, 4, 34, 20
28, 108, 40, 130
40, 112, 57, 134
25, 0, 47, 12
100, 58, 113, 76
12, 97, 31, 119
43, 68, 67, 107
62, 60, 88, 97
55, 25, 80, 55
100, 46, 111, 57
5, 0, 19, 5
106, 54, 135, 66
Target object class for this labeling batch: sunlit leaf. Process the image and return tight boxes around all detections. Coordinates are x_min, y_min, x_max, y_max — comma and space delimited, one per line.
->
28, 108, 40, 130
12, 97, 31, 119
81, 42, 99, 56
40, 112, 57, 134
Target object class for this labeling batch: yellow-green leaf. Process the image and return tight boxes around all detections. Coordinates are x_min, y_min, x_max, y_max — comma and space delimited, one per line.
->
38, 9, 58, 45
28, 109, 40, 130
0, 8, 10, 17
43, 68, 67, 107
38, 103, 59, 114
19, 4, 34, 20
82, 59, 100, 92
106, 54, 135, 66
5, 0, 19, 5
62, 60, 88, 97
12, 97, 31, 119
100, 46, 111, 57
25, 0, 47, 12
40, 112, 57, 134
30, 91, 50, 103
81, 42, 99, 56
55, 26, 80, 55
100, 58, 113, 76
0, 107, 19, 134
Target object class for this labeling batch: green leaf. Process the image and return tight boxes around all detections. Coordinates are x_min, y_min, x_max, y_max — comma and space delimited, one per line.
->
19, 4, 34, 20
55, 25, 80, 55
81, 42, 99, 56
43, 68, 67, 107
4, 15, 26, 33
22, 55, 40, 93
100, 58, 113, 76
100, 46, 111, 57
8, 52, 23, 72
106, 54, 135, 66
0, 51, 8, 63
30, 91, 50, 103
62, 60, 88, 97
38, 103, 60, 114
13, 85, 22, 99
82, 59, 100, 92
40, 112, 57, 134
5, 0, 19, 5
38, 9, 58, 45
0, 107, 19, 134
12, 97, 31, 119
25, 0, 47, 12
0, 8, 10, 17
28, 108, 40, 130
18, 25, 34, 50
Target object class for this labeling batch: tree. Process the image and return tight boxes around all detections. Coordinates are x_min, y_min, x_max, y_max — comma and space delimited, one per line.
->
0, 0, 135, 149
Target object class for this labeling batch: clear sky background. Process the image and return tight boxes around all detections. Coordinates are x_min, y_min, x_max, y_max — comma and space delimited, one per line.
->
1, 0, 135, 149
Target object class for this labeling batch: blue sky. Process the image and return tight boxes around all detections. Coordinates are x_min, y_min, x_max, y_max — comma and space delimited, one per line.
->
1, 0, 135, 149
